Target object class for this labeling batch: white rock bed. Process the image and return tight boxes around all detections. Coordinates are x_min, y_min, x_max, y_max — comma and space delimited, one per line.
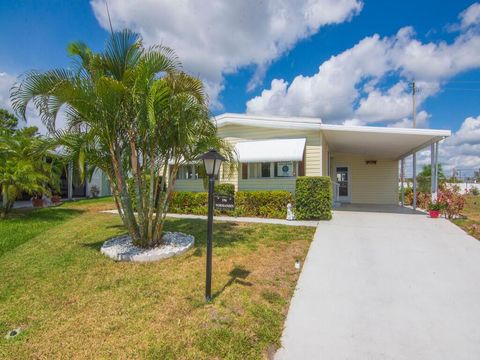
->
100, 232, 194, 262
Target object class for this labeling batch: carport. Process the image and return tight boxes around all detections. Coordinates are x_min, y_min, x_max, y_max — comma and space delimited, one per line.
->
320, 124, 451, 207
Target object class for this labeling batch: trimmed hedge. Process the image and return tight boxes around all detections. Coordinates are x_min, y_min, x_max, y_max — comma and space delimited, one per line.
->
169, 192, 208, 215
215, 183, 235, 196
295, 176, 332, 220
168, 189, 293, 219
234, 190, 293, 218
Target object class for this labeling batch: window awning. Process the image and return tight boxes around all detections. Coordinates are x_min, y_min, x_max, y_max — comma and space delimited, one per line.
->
235, 138, 306, 163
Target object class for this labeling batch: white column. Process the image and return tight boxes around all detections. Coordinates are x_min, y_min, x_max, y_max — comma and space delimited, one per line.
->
430, 143, 435, 201
413, 153, 417, 211
67, 162, 73, 200
434, 141, 439, 197
400, 158, 405, 206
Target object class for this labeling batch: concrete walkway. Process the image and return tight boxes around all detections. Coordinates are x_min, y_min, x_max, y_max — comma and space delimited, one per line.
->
276, 206, 480, 360
100, 210, 318, 227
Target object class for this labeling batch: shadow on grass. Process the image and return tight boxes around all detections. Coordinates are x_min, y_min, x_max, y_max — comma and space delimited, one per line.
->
81, 218, 256, 255
0, 208, 84, 258
212, 265, 252, 300
164, 219, 256, 250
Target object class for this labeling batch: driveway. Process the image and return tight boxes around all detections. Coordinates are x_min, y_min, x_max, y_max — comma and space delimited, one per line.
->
276, 205, 480, 360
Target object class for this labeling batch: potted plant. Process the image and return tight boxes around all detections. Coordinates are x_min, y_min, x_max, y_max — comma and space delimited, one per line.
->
90, 185, 100, 198
31, 195, 44, 208
428, 201, 443, 218
52, 193, 62, 205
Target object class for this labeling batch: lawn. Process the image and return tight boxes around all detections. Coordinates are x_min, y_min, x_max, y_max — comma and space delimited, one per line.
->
0, 198, 315, 359
453, 195, 480, 240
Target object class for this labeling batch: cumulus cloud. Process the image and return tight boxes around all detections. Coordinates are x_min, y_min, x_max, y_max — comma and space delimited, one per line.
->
246, 3, 480, 125
90, 0, 363, 106
459, 2, 480, 30
0, 72, 15, 110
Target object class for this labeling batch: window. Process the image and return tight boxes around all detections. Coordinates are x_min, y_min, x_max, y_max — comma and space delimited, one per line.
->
247, 162, 297, 179
176, 165, 200, 180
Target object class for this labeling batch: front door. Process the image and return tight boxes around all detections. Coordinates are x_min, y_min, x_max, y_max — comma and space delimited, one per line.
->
335, 166, 351, 203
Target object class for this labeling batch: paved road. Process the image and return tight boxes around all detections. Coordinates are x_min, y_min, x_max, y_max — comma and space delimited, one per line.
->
276, 206, 480, 360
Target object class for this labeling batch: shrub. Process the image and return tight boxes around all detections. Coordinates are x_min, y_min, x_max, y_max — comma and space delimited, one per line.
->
169, 192, 208, 215
215, 183, 235, 196
168, 189, 292, 219
469, 187, 479, 196
235, 190, 293, 218
438, 184, 465, 219
295, 176, 332, 220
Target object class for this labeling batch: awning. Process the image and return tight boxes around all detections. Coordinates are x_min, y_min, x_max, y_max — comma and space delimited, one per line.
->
235, 138, 306, 163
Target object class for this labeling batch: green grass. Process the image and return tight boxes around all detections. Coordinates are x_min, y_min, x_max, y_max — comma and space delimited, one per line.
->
453, 195, 480, 240
0, 198, 315, 359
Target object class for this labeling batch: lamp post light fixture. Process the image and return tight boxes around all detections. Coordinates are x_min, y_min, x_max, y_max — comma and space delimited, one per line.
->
198, 148, 225, 302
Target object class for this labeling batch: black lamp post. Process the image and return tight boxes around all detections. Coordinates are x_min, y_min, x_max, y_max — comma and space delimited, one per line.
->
198, 148, 225, 302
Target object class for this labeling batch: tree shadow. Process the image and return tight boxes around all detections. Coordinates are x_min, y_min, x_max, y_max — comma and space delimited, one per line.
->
212, 265, 252, 300
164, 219, 256, 251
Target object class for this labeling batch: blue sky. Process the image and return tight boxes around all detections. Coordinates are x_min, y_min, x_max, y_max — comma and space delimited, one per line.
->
0, 0, 479, 172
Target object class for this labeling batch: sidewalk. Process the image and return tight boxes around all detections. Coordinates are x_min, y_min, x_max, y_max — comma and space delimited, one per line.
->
100, 210, 318, 227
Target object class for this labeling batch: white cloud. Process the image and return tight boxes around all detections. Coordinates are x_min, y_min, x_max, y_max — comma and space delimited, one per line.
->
0, 72, 15, 110
389, 110, 430, 128
459, 2, 480, 29
90, 0, 363, 105
0, 71, 65, 134
246, 3, 480, 125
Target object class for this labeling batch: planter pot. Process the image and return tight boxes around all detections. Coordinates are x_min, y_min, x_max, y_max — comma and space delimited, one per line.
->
429, 210, 440, 218
32, 199, 44, 208
52, 195, 62, 205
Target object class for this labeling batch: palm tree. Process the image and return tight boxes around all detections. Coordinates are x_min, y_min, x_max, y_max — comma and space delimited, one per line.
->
0, 127, 58, 217
11, 30, 234, 247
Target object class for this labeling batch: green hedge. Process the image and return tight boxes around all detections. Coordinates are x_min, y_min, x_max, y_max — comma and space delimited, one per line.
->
234, 190, 293, 218
168, 189, 293, 219
215, 183, 235, 196
169, 192, 208, 215
295, 176, 332, 220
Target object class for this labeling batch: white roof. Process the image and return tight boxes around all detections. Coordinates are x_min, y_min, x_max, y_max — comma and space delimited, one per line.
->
215, 113, 322, 130
320, 124, 451, 159
235, 138, 306, 163
213, 113, 451, 160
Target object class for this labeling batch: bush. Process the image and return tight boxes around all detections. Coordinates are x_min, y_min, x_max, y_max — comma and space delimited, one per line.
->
469, 187, 479, 196
215, 183, 235, 196
235, 190, 293, 218
169, 192, 208, 215
168, 189, 293, 219
295, 176, 332, 220
438, 184, 465, 219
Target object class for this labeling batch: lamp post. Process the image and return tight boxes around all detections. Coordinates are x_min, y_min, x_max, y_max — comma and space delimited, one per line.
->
198, 148, 225, 302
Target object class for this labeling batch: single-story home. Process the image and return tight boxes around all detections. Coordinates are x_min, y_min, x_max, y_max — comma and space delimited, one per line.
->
174, 113, 451, 206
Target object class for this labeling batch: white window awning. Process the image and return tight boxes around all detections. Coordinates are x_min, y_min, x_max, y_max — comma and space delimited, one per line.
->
235, 138, 306, 163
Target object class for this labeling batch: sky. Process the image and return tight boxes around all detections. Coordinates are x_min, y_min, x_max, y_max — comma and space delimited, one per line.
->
0, 0, 479, 176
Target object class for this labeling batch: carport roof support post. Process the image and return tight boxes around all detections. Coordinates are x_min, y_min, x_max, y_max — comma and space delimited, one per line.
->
413, 153, 417, 211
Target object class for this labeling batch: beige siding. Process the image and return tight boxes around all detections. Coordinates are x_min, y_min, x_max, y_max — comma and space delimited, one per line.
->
217, 125, 322, 191
332, 153, 398, 204
174, 179, 205, 192
238, 178, 297, 194
321, 133, 329, 176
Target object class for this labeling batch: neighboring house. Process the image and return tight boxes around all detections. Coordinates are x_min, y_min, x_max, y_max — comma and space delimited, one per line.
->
174, 113, 451, 205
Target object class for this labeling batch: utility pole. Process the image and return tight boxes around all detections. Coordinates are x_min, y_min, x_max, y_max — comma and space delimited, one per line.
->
411, 80, 417, 128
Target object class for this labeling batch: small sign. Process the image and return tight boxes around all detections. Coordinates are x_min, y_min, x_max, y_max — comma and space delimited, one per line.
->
214, 195, 235, 210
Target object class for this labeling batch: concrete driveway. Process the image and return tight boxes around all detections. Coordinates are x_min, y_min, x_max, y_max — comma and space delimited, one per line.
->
276, 205, 480, 360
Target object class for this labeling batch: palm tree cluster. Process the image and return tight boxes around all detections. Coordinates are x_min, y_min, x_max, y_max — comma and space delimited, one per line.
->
11, 30, 233, 247
0, 126, 60, 217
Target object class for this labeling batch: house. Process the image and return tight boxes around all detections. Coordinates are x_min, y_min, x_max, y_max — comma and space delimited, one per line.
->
174, 113, 451, 206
